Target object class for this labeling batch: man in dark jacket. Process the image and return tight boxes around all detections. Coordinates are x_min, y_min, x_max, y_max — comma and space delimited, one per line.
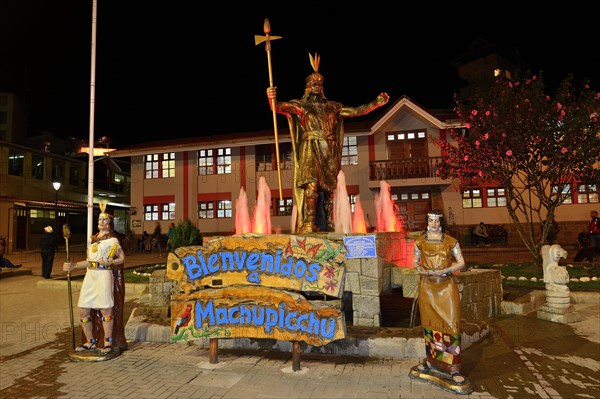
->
40, 226, 57, 279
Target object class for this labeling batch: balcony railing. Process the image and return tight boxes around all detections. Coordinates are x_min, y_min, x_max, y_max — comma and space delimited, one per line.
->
369, 157, 444, 180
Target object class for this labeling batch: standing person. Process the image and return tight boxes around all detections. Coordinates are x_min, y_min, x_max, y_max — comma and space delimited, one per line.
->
589, 210, 600, 248
63, 202, 126, 355
138, 230, 150, 252
166, 222, 176, 252
267, 53, 389, 233
151, 221, 163, 256
409, 210, 472, 393
40, 226, 56, 279
473, 221, 490, 246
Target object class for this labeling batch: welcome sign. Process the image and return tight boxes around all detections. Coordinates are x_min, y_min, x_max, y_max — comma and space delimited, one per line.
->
166, 233, 348, 346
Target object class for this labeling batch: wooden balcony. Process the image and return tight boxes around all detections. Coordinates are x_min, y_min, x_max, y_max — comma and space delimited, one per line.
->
369, 157, 444, 180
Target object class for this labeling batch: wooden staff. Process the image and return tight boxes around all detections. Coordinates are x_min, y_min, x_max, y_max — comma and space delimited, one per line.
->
63, 223, 76, 350
255, 18, 283, 199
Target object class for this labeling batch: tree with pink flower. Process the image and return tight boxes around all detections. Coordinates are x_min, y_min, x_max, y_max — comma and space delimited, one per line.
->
434, 72, 600, 266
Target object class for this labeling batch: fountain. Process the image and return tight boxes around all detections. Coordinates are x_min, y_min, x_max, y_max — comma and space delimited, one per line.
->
235, 173, 405, 237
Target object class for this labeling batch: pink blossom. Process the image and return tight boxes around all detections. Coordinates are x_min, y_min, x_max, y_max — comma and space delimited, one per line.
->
485, 111, 490, 116
525, 79, 532, 85
585, 84, 590, 89
506, 150, 512, 156
484, 133, 489, 140
561, 147, 568, 153
532, 76, 537, 80
471, 110, 478, 116
465, 123, 471, 129
596, 93, 600, 99
464, 155, 469, 161
515, 82, 520, 86
557, 102, 562, 109
509, 82, 513, 88
545, 96, 551, 101
560, 110, 565, 117
475, 140, 480, 147
478, 171, 483, 177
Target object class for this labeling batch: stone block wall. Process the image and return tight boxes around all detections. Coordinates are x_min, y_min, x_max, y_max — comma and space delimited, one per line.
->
392, 267, 503, 321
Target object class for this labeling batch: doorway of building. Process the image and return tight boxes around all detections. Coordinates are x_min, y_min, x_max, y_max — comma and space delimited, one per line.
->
396, 201, 430, 231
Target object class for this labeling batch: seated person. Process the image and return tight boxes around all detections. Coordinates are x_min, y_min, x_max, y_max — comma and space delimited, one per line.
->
0, 254, 20, 268
473, 222, 490, 246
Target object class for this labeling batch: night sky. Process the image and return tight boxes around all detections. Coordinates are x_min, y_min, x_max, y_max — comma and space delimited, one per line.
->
2, 1, 598, 147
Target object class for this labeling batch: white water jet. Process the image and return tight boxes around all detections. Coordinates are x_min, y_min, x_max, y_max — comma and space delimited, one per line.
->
252, 176, 272, 234
352, 194, 368, 234
334, 170, 353, 234
235, 187, 251, 234
374, 180, 402, 232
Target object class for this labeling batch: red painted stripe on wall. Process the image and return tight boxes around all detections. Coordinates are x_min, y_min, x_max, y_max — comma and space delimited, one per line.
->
197, 192, 231, 201
183, 151, 189, 219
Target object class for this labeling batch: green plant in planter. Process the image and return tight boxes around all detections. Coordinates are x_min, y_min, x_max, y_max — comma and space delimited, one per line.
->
169, 218, 203, 251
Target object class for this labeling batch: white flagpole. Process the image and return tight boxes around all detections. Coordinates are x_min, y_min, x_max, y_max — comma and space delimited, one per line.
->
87, 0, 98, 241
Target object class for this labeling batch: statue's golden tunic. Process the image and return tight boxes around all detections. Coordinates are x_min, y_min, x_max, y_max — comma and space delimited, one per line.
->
414, 233, 462, 373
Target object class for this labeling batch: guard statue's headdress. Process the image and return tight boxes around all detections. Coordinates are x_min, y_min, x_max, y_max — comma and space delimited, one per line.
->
99, 200, 112, 219
427, 210, 443, 221
305, 52, 324, 84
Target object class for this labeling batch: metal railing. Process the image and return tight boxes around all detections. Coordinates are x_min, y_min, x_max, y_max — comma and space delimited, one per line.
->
369, 157, 444, 180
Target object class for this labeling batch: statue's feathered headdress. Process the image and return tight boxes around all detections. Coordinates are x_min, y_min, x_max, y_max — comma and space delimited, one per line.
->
305, 52, 324, 84
99, 200, 112, 218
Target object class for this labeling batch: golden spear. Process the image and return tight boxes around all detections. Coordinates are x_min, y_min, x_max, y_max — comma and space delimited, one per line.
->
255, 18, 283, 199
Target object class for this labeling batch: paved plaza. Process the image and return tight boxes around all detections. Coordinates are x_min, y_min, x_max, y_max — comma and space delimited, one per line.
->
1, 249, 598, 398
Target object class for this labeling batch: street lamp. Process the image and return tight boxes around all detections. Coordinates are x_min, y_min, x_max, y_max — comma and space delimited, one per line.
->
53, 181, 61, 239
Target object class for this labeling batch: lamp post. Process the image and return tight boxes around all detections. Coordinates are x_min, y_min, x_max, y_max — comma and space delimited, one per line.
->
53, 181, 61, 240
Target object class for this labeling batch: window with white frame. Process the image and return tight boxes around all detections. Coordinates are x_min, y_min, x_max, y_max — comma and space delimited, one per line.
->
462, 189, 483, 208
144, 204, 160, 220
198, 201, 214, 219
341, 136, 358, 166
274, 197, 293, 216
386, 129, 428, 160
161, 153, 176, 178
145, 154, 159, 179
256, 145, 273, 172
162, 203, 175, 220
198, 149, 214, 175
398, 192, 430, 201
216, 148, 232, 174
551, 184, 573, 204
144, 153, 175, 179
144, 203, 175, 220
256, 143, 293, 171
577, 183, 599, 203
486, 187, 507, 207
198, 147, 232, 175
198, 200, 232, 218
217, 199, 232, 218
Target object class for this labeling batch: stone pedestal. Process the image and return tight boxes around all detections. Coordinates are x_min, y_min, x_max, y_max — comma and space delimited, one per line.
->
537, 286, 582, 324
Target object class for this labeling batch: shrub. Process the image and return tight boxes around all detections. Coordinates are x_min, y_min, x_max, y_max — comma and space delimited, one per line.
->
170, 218, 202, 250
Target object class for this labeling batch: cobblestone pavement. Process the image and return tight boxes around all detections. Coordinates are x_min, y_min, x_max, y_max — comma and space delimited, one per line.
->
1, 250, 599, 398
